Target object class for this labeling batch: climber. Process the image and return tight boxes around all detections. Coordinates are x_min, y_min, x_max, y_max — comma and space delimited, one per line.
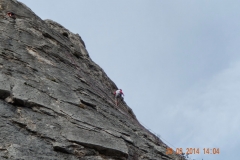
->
114, 89, 124, 106
7, 12, 16, 19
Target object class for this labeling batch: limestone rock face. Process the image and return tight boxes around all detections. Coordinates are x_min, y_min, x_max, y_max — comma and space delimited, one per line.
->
0, 0, 185, 159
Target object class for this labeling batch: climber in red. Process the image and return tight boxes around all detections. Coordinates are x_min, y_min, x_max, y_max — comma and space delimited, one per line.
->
114, 89, 124, 106
7, 12, 16, 19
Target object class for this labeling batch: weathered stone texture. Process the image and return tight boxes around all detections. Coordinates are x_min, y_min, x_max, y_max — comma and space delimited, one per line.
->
0, 0, 185, 159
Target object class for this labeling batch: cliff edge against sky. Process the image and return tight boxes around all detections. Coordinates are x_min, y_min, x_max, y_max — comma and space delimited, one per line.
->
0, 0, 185, 159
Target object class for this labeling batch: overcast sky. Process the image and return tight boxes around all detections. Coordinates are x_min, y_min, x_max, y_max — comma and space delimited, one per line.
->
18, 0, 240, 159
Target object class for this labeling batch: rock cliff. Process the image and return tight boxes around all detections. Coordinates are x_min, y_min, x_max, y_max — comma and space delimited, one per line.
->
0, 0, 185, 159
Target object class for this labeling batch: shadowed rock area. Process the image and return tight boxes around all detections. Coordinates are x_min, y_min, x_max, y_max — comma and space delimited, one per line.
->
0, 0, 186, 159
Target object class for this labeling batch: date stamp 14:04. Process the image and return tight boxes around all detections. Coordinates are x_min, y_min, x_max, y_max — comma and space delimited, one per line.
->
166, 148, 220, 155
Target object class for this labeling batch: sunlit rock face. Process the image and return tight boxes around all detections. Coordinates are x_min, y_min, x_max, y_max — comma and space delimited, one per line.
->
0, 0, 185, 159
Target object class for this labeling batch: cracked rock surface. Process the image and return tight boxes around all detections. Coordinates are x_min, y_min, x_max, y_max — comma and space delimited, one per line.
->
0, 0, 185, 159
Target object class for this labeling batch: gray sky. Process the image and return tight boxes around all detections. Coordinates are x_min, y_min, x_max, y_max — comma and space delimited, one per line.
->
18, 0, 240, 159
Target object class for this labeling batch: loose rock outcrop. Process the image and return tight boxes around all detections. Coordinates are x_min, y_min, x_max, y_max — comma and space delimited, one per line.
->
0, 0, 185, 159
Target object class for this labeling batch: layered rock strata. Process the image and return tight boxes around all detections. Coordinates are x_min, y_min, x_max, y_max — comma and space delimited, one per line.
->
0, 0, 185, 159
